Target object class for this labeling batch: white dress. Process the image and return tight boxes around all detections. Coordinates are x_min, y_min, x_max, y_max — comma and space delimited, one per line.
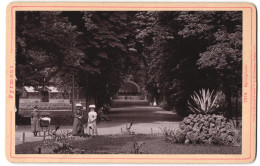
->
87, 111, 98, 135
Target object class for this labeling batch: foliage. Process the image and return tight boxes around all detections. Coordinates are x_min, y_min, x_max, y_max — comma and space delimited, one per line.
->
133, 141, 147, 154
20, 103, 71, 111
178, 11, 242, 118
160, 126, 175, 137
16, 11, 242, 118
121, 123, 135, 135
135, 11, 242, 117
76, 11, 142, 107
187, 89, 219, 114
101, 103, 111, 114
160, 127, 186, 144
16, 134, 241, 154
42, 130, 86, 154
15, 11, 84, 114
16, 12, 84, 89
232, 128, 242, 147
163, 114, 241, 146
16, 11, 143, 111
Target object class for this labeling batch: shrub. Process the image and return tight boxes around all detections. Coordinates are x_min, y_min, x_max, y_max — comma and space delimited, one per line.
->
132, 141, 147, 154
121, 123, 135, 135
160, 100, 172, 111
173, 129, 186, 143
160, 126, 174, 137
42, 130, 86, 154
175, 99, 190, 117
187, 89, 219, 114
19, 103, 72, 111
160, 127, 186, 143
163, 114, 241, 146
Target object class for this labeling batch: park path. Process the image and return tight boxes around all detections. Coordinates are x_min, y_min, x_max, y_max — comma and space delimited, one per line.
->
15, 101, 183, 145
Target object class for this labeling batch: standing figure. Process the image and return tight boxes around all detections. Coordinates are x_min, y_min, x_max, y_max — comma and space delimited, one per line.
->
97, 106, 110, 121
31, 106, 40, 136
153, 99, 157, 106
87, 105, 98, 135
72, 103, 84, 136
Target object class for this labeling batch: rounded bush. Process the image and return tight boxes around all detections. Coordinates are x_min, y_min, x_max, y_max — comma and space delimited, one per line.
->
169, 114, 240, 145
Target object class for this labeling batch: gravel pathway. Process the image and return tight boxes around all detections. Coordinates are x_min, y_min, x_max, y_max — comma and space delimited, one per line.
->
15, 106, 183, 145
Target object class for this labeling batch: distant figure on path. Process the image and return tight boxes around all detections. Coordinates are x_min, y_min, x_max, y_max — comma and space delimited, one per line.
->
31, 106, 40, 136
98, 106, 110, 121
72, 103, 84, 136
87, 105, 98, 135
153, 100, 157, 106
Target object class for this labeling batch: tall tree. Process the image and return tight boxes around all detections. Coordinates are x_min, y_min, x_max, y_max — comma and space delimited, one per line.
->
196, 12, 242, 118
135, 11, 242, 117
16, 11, 142, 110
72, 11, 141, 107
16, 11, 84, 113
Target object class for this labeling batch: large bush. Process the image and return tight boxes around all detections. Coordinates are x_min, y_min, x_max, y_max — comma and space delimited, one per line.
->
165, 114, 241, 146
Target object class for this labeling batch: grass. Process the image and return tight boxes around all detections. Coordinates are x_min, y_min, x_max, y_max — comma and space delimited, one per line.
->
16, 134, 241, 154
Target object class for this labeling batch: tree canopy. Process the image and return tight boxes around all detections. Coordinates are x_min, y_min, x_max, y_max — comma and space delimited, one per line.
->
134, 11, 242, 117
16, 11, 242, 117
16, 11, 141, 108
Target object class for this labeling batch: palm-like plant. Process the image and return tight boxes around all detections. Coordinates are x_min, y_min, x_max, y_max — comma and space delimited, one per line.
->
187, 89, 219, 114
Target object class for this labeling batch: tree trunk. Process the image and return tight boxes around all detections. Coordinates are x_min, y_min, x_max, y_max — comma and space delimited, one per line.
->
15, 91, 20, 116
85, 96, 90, 111
72, 74, 75, 113
235, 88, 239, 126
223, 77, 232, 119
85, 96, 95, 110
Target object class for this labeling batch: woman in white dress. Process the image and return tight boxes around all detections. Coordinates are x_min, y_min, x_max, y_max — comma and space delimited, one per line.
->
87, 105, 98, 135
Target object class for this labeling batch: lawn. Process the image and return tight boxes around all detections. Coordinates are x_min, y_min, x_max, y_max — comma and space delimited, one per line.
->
16, 134, 241, 154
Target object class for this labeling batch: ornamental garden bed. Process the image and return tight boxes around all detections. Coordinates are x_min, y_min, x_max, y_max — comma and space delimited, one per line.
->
15, 134, 241, 154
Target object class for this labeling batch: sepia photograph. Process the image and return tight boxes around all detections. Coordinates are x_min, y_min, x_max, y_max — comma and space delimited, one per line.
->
13, 10, 244, 155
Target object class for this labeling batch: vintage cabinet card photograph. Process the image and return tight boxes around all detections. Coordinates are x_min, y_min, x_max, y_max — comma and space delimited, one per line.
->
5, 2, 256, 163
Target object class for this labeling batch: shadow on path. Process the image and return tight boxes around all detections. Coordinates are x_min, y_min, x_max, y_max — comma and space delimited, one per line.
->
107, 106, 183, 124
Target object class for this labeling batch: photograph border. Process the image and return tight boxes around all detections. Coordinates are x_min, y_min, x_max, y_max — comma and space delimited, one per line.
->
5, 2, 256, 163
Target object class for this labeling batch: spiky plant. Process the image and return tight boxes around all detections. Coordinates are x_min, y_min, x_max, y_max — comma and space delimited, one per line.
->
187, 89, 219, 114
133, 142, 146, 154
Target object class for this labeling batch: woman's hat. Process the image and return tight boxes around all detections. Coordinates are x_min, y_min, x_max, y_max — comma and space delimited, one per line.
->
89, 104, 96, 108
75, 103, 82, 107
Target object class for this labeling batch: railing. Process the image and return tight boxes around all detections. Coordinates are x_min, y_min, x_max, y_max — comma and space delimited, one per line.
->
116, 95, 145, 100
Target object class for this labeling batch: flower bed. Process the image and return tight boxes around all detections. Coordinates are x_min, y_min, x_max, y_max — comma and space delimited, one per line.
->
16, 134, 241, 154
164, 114, 241, 146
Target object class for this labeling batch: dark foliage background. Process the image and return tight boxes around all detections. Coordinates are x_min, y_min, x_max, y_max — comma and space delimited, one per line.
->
16, 11, 242, 117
